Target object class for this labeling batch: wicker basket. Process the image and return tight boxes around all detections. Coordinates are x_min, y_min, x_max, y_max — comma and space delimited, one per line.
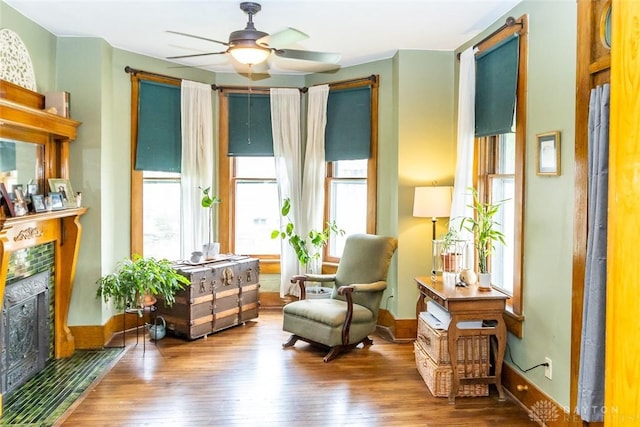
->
417, 316, 489, 364
414, 342, 489, 397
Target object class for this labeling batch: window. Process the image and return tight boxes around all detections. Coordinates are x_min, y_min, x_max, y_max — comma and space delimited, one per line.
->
142, 171, 181, 260
130, 73, 182, 258
219, 77, 379, 274
325, 159, 368, 260
474, 16, 527, 336
233, 157, 279, 256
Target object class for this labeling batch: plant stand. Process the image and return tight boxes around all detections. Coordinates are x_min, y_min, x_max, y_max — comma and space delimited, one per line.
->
122, 305, 157, 354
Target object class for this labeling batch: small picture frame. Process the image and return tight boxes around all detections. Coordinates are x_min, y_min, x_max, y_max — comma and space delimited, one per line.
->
0, 182, 15, 217
49, 192, 65, 210
32, 194, 47, 213
26, 183, 38, 196
536, 131, 561, 176
48, 178, 76, 208
12, 187, 28, 216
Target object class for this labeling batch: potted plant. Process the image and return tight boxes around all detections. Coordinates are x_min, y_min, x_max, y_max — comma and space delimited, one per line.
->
199, 186, 221, 259
439, 228, 464, 273
271, 198, 344, 297
460, 188, 507, 290
96, 255, 190, 316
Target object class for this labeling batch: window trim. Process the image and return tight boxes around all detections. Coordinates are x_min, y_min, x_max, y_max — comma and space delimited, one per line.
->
474, 15, 527, 337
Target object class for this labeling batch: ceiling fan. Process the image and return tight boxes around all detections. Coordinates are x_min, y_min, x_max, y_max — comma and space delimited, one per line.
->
166, 2, 341, 70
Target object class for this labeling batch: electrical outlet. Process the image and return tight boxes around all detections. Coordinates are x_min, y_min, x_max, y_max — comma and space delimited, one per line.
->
545, 357, 552, 380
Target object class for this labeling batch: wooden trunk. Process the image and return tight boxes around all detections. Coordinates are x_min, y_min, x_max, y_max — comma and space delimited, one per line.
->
155, 257, 259, 340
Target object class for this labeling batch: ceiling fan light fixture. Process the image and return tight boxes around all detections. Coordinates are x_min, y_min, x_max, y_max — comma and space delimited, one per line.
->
229, 45, 271, 65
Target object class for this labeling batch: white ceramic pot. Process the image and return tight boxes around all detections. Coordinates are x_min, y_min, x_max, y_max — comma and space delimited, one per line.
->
203, 242, 220, 259
478, 272, 492, 290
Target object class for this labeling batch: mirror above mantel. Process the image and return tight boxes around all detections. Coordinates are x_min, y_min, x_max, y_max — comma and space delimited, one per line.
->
0, 79, 81, 218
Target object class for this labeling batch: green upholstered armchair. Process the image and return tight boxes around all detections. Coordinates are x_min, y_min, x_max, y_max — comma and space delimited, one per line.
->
282, 234, 398, 362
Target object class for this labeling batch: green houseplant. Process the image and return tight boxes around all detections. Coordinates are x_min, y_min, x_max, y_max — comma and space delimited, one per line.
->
96, 255, 190, 315
439, 228, 465, 273
199, 186, 221, 259
459, 188, 506, 289
271, 198, 344, 296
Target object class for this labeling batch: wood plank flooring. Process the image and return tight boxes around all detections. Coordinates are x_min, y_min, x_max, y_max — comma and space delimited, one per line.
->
58, 309, 537, 426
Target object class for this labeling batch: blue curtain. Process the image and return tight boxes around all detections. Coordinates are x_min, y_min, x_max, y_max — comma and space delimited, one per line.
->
577, 83, 609, 422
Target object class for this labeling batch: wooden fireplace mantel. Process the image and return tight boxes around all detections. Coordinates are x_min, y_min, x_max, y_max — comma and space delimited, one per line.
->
1, 79, 84, 360
0, 208, 88, 358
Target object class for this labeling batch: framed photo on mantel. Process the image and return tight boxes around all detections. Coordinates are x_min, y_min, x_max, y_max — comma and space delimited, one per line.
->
48, 178, 76, 208
0, 182, 15, 217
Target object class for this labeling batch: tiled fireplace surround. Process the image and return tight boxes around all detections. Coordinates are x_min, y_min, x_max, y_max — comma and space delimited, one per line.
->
1, 243, 55, 393
0, 210, 87, 412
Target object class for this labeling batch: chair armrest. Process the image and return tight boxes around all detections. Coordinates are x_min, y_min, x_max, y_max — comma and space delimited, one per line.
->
338, 280, 386, 294
303, 274, 337, 283
338, 286, 354, 345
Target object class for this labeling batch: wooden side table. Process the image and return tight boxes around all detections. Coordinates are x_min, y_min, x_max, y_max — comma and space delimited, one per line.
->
415, 276, 508, 404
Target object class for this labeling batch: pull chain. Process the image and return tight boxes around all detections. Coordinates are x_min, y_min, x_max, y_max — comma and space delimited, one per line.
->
247, 64, 253, 144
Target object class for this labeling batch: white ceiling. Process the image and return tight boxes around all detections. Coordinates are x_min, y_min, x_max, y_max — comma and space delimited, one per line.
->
5, 0, 523, 75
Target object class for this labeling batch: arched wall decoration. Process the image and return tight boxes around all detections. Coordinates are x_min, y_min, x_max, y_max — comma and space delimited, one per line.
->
0, 28, 37, 91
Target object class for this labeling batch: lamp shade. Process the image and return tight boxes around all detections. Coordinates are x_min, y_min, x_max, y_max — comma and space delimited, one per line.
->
413, 186, 452, 219
229, 45, 271, 65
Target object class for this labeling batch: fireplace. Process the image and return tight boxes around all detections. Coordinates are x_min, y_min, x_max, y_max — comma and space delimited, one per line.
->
0, 272, 51, 394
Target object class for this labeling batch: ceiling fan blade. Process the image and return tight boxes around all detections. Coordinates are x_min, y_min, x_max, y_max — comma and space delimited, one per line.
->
167, 51, 227, 60
166, 30, 229, 47
274, 49, 341, 64
257, 27, 308, 48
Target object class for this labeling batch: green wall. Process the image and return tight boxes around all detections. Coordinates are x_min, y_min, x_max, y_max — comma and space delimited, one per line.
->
454, 1, 577, 407
2, 0, 577, 409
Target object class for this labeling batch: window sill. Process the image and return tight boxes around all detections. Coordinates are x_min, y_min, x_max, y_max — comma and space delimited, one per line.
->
503, 306, 524, 338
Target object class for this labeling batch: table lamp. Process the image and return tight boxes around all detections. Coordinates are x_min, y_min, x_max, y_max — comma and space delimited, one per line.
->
413, 186, 453, 276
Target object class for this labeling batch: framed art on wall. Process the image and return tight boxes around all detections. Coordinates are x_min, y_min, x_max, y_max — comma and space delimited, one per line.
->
536, 131, 561, 176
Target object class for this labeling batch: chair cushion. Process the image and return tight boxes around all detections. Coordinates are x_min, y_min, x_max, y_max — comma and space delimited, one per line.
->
283, 299, 373, 327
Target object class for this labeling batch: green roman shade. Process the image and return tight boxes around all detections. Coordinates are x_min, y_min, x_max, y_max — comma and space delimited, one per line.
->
325, 86, 371, 161
0, 140, 16, 173
475, 34, 520, 137
227, 93, 274, 157
135, 80, 182, 172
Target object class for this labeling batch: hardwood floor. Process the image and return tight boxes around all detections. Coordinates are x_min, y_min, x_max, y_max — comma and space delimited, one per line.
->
59, 309, 537, 426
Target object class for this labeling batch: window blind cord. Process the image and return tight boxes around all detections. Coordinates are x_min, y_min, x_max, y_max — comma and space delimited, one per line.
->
505, 342, 549, 373
247, 65, 253, 144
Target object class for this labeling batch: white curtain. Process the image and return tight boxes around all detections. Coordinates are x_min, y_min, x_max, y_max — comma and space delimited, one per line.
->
301, 85, 329, 272
271, 88, 303, 297
180, 80, 214, 260
450, 46, 477, 267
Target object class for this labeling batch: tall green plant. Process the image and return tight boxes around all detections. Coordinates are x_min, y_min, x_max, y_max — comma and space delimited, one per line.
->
460, 188, 507, 274
270, 198, 344, 271
199, 186, 221, 247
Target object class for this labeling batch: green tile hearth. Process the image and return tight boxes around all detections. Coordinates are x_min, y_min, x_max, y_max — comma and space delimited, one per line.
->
0, 348, 124, 426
